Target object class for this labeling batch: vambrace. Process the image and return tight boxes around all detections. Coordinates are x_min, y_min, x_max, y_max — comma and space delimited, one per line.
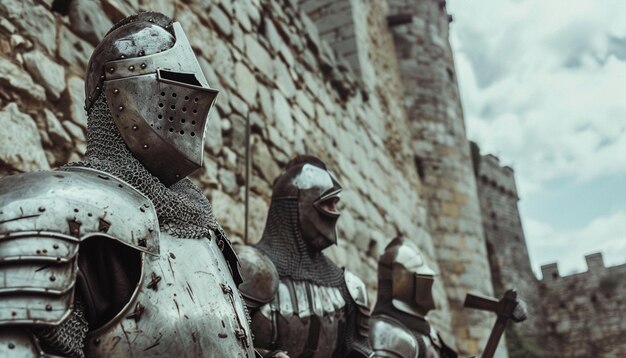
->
345, 270, 373, 356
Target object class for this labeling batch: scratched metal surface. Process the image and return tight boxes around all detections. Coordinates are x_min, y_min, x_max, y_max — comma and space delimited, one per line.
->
85, 231, 255, 357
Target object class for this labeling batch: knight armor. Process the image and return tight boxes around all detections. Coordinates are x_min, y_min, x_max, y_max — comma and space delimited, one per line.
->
236, 156, 371, 357
369, 237, 457, 358
0, 12, 254, 357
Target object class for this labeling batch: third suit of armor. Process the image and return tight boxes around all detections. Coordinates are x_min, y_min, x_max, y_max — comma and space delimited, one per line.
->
369, 237, 456, 358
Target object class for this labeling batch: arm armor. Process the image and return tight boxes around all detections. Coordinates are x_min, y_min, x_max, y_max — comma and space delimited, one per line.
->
234, 245, 279, 309
345, 270, 370, 338
0, 168, 159, 354
369, 316, 419, 358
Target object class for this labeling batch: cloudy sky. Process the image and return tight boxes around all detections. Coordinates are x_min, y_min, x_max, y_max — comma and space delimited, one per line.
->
446, 0, 626, 277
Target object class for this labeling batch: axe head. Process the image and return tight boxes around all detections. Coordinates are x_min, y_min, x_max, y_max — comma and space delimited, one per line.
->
464, 289, 527, 323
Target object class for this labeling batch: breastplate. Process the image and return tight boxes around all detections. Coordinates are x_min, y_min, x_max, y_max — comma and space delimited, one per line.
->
85, 231, 255, 357
251, 279, 347, 357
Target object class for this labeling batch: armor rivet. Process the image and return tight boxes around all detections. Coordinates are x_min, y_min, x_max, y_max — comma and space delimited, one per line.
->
8, 343, 15, 349
140, 63, 147, 69
36, 250, 41, 254
169, 252, 176, 259
74, 208, 79, 213
11, 311, 16, 316
108, 67, 115, 73
43, 249, 47, 254
128, 65, 135, 71
120, 55, 126, 59
140, 206, 146, 212
96, 86, 101, 91
113, 89, 119, 94
94, 338, 101, 345
53, 244, 59, 249
38, 206, 46, 212
119, 106, 124, 111
50, 275, 56, 282
100, 75, 105, 80
175, 174, 180, 178
138, 50, 145, 56
132, 125, 138, 131
88, 95, 92, 100
142, 144, 149, 149
45, 304, 52, 311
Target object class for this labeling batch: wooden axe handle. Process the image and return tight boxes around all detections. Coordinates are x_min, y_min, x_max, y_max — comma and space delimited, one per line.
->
483, 316, 507, 358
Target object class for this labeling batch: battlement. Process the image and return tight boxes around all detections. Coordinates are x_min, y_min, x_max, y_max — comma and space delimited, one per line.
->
471, 143, 518, 199
540, 252, 623, 280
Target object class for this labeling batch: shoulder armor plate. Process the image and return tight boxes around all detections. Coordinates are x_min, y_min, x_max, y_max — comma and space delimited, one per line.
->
369, 315, 419, 358
0, 168, 158, 326
345, 270, 368, 307
233, 245, 279, 308
0, 167, 159, 254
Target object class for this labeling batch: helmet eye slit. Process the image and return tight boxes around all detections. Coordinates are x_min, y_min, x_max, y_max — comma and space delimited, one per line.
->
158, 69, 202, 86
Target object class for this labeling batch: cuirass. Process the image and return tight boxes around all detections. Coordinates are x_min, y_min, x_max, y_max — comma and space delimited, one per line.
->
85, 231, 255, 357
251, 279, 347, 357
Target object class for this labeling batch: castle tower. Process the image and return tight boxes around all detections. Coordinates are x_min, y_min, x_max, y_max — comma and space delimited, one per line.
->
472, 147, 546, 356
387, 1, 499, 356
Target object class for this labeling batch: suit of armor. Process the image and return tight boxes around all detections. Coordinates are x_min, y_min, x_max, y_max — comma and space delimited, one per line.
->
369, 238, 457, 358
236, 156, 371, 358
0, 12, 255, 357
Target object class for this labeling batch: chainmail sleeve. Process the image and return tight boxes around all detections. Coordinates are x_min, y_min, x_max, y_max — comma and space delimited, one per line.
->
34, 299, 89, 358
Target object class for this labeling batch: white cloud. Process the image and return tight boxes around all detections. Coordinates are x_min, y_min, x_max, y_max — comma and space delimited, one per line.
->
448, 0, 626, 197
524, 210, 626, 277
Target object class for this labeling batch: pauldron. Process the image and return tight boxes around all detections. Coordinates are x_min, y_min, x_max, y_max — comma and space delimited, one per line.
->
0, 167, 158, 353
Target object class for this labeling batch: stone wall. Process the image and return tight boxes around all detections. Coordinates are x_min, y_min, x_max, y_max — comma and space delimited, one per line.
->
472, 146, 547, 357
0, 0, 453, 347
539, 254, 626, 357
386, 1, 499, 356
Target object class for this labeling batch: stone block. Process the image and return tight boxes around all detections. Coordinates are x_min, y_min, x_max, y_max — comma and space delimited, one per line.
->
58, 26, 93, 75
69, 0, 113, 46
0, 103, 49, 172
247, 194, 269, 245
0, 57, 45, 102
43, 109, 71, 147
234, 62, 258, 105
218, 168, 238, 194
0, 0, 56, 55
252, 136, 281, 183
245, 35, 274, 79
258, 86, 274, 123
101, 0, 136, 23
62, 119, 85, 143
263, 20, 282, 52
211, 190, 244, 236
66, 76, 87, 129
22, 50, 66, 101
211, 41, 236, 89
204, 109, 223, 155
272, 89, 294, 142
209, 4, 232, 37
234, 2, 252, 32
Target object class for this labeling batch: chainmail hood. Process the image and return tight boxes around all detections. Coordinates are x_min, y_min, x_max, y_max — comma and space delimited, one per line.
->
64, 94, 220, 239
255, 198, 344, 287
